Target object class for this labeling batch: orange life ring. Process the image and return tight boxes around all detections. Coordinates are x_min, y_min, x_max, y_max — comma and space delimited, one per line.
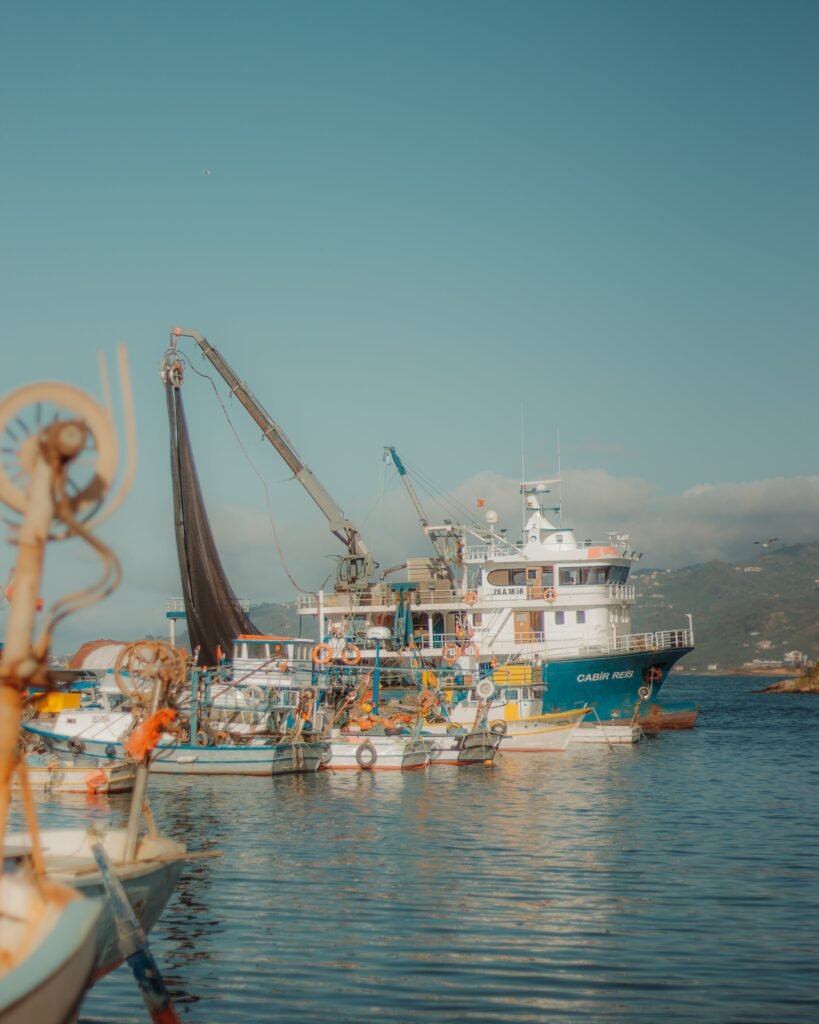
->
341, 644, 361, 665
312, 643, 333, 665
464, 591, 478, 606
543, 587, 557, 602
443, 644, 460, 663
462, 643, 479, 658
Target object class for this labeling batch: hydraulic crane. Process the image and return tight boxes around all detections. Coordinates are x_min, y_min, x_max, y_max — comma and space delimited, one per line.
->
383, 446, 461, 588
163, 326, 376, 591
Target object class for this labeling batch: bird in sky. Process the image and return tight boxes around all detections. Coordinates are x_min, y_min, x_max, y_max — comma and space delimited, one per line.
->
202, 169, 212, 176
754, 538, 778, 547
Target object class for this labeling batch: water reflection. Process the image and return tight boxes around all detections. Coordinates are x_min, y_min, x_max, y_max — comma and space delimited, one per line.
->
16, 676, 819, 1023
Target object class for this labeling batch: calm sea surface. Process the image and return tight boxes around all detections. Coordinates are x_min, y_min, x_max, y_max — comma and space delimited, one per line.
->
17, 675, 819, 1023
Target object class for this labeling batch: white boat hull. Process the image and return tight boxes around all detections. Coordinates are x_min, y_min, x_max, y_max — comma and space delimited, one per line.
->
570, 722, 642, 745
20, 756, 136, 794
322, 733, 432, 771
24, 729, 326, 776
0, 875, 100, 1024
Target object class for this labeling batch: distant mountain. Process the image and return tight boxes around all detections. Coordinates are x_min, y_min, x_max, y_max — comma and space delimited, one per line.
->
246, 601, 308, 639
631, 543, 819, 671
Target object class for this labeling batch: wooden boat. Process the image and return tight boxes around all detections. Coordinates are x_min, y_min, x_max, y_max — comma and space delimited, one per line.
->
19, 755, 136, 795
0, 873, 101, 1024
4, 828, 190, 982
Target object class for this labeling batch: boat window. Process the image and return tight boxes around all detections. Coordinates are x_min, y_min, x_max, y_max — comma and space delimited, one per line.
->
510, 568, 526, 586
541, 566, 554, 586
506, 689, 519, 700
555, 611, 565, 625
558, 565, 612, 586
239, 643, 248, 659
487, 569, 510, 586
576, 610, 586, 624
609, 565, 629, 584
473, 613, 483, 626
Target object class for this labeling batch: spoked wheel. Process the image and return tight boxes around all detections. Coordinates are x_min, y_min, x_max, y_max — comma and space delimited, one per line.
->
114, 641, 187, 703
0, 382, 117, 531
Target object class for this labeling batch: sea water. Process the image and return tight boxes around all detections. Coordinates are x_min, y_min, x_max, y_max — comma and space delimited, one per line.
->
20, 674, 819, 1023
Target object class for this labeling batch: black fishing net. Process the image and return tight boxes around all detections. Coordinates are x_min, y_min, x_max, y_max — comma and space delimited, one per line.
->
166, 383, 258, 666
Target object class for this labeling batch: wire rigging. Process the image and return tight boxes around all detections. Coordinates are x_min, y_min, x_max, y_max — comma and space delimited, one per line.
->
181, 350, 326, 595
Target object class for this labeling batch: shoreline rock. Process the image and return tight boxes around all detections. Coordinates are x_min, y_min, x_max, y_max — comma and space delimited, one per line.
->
758, 674, 819, 694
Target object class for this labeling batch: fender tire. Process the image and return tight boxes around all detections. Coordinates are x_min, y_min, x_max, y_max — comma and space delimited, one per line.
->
355, 740, 377, 769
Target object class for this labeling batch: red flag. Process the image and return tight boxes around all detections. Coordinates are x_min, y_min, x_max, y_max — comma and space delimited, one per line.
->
476, 498, 486, 508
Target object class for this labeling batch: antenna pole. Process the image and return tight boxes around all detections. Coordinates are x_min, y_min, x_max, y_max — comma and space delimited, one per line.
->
521, 407, 526, 535
557, 428, 562, 520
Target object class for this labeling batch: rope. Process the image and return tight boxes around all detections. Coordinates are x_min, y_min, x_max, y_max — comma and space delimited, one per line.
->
181, 352, 325, 595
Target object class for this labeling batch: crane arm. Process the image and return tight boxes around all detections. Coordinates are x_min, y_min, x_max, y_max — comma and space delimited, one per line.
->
384, 446, 460, 587
167, 327, 375, 587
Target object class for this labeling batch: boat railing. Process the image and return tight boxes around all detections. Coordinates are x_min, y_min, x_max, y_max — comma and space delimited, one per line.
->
297, 588, 465, 611
296, 581, 637, 613
614, 628, 692, 653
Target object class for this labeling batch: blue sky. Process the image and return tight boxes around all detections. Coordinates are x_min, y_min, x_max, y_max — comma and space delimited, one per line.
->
1, 1, 817, 651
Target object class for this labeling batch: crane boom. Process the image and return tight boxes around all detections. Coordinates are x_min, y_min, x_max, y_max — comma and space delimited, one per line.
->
384, 446, 460, 587
166, 326, 375, 590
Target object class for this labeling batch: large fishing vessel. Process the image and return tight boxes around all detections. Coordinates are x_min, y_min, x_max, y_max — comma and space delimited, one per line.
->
296, 478, 694, 728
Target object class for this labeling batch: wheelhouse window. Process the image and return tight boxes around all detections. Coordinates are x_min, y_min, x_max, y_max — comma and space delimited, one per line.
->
487, 568, 527, 587
558, 565, 623, 586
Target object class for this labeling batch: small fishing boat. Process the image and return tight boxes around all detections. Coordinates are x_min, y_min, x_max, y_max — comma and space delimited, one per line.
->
19, 754, 136, 795
434, 680, 590, 752
4, 827, 191, 982
322, 731, 432, 771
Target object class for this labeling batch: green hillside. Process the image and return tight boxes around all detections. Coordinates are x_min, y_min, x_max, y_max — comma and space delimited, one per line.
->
246, 601, 305, 638
631, 543, 819, 671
